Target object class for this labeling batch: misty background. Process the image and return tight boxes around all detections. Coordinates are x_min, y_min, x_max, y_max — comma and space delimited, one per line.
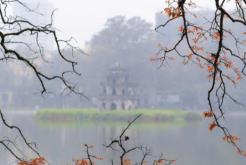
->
0, 0, 245, 112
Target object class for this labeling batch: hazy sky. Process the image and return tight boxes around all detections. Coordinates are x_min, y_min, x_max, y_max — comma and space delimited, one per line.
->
48, 0, 216, 47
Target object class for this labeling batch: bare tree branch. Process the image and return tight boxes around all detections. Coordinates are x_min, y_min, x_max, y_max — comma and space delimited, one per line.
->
155, 0, 246, 155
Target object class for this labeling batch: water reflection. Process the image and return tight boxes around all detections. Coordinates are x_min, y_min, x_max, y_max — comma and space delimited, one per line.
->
0, 114, 246, 165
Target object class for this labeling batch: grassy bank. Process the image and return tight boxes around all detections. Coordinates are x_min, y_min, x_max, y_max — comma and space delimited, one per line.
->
36, 108, 201, 123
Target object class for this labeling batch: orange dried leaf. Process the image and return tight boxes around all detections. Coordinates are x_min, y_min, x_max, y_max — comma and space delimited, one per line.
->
213, 32, 221, 40
156, 159, 165, 165
18, 156, 46, 165
74, 159, 89, 165
123, 159, 132, 165
178, 26, 184, 32
207, 65, 214, 73
163, 7, 181, 18
164, 8, 172, 17
209, 122, 217, 131
236, 75, 241, 81
187, 53, 192, 60
223, 135, 240, 143
203, 111, 213, 118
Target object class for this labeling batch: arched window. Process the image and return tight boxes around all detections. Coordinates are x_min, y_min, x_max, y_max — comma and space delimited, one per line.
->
111, 102, 117, 110
102, 103, 106, 109
112, 88, 116, 95
121, 102, 125, 110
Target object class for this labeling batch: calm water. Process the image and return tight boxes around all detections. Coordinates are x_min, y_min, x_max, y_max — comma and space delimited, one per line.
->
0, 112, 246, 165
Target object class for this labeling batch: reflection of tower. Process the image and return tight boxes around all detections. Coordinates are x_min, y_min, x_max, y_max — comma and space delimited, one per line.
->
13, 0, 54, 50
98, 63, 139, 110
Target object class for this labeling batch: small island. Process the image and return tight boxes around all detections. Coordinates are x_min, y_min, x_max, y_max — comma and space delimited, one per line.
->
36, 64, 201, 125
36, 108, 201, 123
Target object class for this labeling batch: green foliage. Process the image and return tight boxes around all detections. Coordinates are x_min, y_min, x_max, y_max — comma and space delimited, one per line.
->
36, 108, 200, 123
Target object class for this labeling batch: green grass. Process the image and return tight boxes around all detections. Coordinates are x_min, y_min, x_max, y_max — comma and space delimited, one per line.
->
37, 108, 189, 117
36, 108, 201, 128
37, 108, 198, 120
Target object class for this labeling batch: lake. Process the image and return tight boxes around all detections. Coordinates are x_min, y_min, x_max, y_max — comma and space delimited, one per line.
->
0, 112, 245, 165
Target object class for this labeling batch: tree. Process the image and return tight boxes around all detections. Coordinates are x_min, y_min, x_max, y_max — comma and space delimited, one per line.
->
0, 0, 85, 162
155, 0, 246, 155
84, 16, 158, 104
0, 2, 173, 165
2, 0, 246, 164
87, 15, 156, 66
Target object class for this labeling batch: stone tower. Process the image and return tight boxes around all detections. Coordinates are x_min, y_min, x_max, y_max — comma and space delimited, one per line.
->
98, 63, 138, 110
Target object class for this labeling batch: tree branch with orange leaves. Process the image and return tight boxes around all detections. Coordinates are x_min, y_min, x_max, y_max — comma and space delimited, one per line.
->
155, 0, 246, 156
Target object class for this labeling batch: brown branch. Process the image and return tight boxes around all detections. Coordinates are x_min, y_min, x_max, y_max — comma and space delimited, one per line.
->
0, 110, 39, 160
156, 0, 246, 155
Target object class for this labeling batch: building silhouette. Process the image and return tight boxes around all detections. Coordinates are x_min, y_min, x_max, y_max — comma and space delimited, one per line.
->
98, 63, 138, 110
